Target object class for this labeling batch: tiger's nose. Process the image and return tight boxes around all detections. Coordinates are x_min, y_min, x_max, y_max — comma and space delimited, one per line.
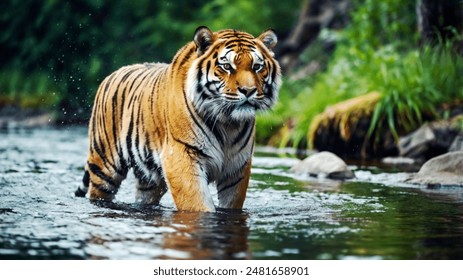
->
238, 86, 257, 97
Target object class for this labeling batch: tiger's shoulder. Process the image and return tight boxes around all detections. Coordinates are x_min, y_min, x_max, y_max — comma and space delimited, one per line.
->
110, 62, 169, 76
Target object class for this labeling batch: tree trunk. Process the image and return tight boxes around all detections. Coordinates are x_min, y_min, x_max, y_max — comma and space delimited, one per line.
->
275, 0, 350, 73
417, 0, 463, 45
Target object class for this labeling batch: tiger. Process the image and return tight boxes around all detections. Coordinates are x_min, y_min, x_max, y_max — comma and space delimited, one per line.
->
75, 26, 282, 212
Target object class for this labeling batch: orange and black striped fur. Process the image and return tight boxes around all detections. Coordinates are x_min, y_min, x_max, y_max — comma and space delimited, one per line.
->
75, 26, 282, 211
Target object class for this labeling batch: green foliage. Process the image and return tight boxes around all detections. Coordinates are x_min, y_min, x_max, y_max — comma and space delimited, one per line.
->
0, 70, 61, 108
368, 42, 463, 140
257, 0, 463, 149
200, 0, 300, 36
0, 0, 300, 122
343, 0, 417, 49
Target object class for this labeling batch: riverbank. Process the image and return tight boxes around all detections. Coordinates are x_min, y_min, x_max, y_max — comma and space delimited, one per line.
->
0, 105, 53, 129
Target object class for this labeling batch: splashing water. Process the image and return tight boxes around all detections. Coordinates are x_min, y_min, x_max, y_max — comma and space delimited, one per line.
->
1, 127, 463, 259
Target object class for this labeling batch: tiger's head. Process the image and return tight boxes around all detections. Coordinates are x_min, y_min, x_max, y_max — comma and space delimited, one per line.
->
187, 26, 282, 122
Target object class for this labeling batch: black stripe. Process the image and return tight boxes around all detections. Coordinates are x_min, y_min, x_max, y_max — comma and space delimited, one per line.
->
111, 90, 119, 160
203, 114, 224, 146
100, 107, 117, 167
219, 33, 254, 40
232, 121, 251, 146
113, 68, 140, 162
239, 120, 255, 152
182, 89, 214, 144
224, 39, 254, 47
88, 163, 118, 187
198, 58, 224, 145
133, 163, 147, 182
220, 49, 234, 60
91, 137, 106, 165
196, 60, 204, 93
103, 73, 117, 95
90, 182, 117, 194
172, 136, 211, 159
92, 118, 124, 177
126, 70, 149, 108
144, 145, 159, 173
82, 170, 90, 187
134, 101, 142, 158
218, 177, 244, 194
126, 109, 135, 167
178, 46, 195, 66
118, 90, 128, 171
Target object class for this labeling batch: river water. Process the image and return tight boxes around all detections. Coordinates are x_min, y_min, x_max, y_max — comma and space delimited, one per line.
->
1, 127, 463, 259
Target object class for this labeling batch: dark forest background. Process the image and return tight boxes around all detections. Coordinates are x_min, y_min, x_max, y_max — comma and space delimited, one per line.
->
1, 0, 462, 150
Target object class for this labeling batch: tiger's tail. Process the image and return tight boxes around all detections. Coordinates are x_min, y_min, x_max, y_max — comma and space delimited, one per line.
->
75, 163, 90, 197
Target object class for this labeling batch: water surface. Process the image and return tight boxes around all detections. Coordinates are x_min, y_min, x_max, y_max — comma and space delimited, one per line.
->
1, 127, 463, 259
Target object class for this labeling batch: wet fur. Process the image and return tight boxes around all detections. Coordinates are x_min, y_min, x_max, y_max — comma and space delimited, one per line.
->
75, 27, 281, 212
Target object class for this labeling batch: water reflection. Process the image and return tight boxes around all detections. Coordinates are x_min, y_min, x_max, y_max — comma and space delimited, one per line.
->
83, 202, 249, 259
161, 210, 249, 259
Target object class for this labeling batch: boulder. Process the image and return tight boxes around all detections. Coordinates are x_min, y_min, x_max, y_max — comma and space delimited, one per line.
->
449, 134, 463, 152
408, 151, 463, 187
290, 151, 355, 180
398, 124, 435, 158
399, 119, 461, 160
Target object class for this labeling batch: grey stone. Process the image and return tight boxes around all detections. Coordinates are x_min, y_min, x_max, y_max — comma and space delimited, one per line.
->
399, 120, 460, 160
398, 124, 435, 158
290, 151, 355, 180
449, 134, 463, 152
408, 151, 463, 186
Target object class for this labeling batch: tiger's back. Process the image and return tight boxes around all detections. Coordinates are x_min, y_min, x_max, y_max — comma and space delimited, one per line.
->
76, 26, 281, 212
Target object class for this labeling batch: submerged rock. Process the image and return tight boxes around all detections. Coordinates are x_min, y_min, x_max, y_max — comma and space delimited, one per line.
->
381, 157, 416, 165
290, 151, 355, 180
408, 151, 463, 187
381, 156, 421, 172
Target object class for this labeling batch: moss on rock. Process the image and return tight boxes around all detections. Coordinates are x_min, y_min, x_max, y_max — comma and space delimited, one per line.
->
308, 92, 398, 159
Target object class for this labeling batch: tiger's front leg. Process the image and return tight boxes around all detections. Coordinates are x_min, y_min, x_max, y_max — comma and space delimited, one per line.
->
161, 140, 216, 212
217, 159, 252, 209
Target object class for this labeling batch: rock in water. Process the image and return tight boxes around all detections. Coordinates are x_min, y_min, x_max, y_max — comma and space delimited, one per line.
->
290, 151, 355, 180
449, 134, 463, 152
398, 124, 435, 158
408, 151, 463, 187
399, 119, 461, 160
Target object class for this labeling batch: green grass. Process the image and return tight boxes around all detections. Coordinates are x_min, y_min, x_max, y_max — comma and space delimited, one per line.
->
256, 41, 463, 149
0, 70, 61, 109
368, 42, 463, 140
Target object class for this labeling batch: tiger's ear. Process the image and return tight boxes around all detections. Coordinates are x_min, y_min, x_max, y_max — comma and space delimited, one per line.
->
257, 29, 278, 50
194, 26, 215, 55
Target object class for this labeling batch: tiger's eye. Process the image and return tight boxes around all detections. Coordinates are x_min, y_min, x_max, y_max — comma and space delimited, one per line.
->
253, 64, 263, 72
222, 63, 232, 71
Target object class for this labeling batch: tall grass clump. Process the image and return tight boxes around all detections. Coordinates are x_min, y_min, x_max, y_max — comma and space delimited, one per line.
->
368, 41, 463, 141
256, 0, 463, 149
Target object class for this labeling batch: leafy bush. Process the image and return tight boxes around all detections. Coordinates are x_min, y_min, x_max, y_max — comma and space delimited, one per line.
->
1, 0, 300, 122
257, 0, 463, 149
